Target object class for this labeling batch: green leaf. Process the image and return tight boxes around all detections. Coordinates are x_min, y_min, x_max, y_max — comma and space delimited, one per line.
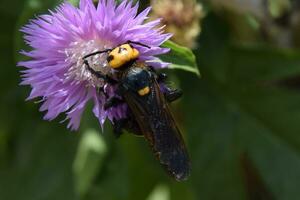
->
160, 40, 200, 76
68, 0, 80, 6
73, 129, 107, 197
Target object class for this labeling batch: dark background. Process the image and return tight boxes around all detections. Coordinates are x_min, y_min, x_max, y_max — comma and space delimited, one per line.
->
1, 0, 300, 199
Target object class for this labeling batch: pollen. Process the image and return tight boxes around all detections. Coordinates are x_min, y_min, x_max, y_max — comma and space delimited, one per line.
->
64, 40, 113, 88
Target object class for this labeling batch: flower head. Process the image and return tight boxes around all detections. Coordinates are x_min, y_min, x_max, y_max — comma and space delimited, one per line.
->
19, 0, 171, 130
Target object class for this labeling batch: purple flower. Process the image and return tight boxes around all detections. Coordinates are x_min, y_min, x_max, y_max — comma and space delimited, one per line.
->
19, 0, 171, 130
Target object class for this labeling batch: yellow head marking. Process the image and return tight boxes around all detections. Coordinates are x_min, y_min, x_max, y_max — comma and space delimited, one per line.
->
138, 86, 150, 96
108, 44, 140, 69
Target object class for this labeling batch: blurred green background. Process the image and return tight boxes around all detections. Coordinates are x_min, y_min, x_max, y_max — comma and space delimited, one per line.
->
2, 0, 300, 199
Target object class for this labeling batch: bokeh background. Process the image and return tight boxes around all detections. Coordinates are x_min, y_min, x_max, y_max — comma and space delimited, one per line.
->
1, 0, 300, 199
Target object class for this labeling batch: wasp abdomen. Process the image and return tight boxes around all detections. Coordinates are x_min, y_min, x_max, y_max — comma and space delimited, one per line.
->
123, 67, 190, 181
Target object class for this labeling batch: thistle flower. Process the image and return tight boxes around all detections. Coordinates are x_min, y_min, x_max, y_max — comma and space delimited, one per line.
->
19, 0, 171, 130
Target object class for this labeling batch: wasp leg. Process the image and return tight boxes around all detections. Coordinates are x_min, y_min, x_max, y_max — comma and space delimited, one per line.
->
157, 73, 168, 83
164, 87, 183, 102
113, 117, 142, 138
150, 69, 183, 102
112, 118, 127, 138
83, 60, 118, 85
104, 97, 124, 110
150, 68, 183, 102
126, 117, 143, 136
104, 83, 129, 110
150, 69, 182, 102
96, 87, 109, 98
149, 67, 168, 84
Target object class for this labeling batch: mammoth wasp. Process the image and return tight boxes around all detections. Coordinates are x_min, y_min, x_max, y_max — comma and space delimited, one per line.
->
83, 41, 190, 181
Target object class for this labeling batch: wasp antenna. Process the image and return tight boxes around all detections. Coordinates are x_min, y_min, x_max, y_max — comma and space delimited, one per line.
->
83, 49, 112, 60
127, 40, 151, 49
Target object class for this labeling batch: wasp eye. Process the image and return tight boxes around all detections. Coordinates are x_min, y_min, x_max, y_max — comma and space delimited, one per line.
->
107, 55, 114, 62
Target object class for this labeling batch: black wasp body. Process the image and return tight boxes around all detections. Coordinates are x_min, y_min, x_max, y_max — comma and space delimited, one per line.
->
83, 41, 190, 181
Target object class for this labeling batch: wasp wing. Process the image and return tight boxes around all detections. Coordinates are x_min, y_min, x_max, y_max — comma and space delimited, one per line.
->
124, 79, 190, 181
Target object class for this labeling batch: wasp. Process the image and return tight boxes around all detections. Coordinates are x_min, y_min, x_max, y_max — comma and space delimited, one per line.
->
82, 41, 190, 181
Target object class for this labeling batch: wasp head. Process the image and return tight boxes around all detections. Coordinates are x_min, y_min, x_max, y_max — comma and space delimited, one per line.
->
107, 44, 140, 69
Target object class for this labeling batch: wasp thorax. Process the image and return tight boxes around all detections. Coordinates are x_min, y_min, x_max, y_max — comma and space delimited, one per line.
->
64, 40, 113, 88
